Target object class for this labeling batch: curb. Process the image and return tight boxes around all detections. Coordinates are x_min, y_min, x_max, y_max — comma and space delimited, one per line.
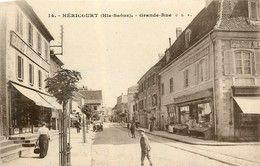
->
118, 125, 260, 146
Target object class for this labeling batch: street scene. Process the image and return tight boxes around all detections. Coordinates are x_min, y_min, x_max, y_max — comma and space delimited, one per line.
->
0, 0, 260, 165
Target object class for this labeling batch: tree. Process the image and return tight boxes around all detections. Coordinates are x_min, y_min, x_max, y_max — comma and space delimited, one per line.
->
45, 68, 81, 166
81, 104, 93, 120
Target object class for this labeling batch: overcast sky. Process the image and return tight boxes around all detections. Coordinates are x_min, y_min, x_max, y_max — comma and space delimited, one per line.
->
24, 0, 205, 107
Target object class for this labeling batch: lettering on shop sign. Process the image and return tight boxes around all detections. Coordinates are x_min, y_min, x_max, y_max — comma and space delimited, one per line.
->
232, 87, 260, 96
174, 89, 212, 103
10, 31, 49, 71
231, 40, 260, 48
179, 46, 209, 71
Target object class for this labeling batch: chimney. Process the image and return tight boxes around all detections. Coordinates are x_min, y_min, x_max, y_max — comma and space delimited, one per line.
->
205, 0, 213, 7
158, 53, 164, 61
176, 27, 182, 38
169, 38, 171, 47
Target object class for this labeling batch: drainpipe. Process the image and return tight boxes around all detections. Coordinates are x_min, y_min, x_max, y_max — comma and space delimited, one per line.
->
209, 33, 217, 140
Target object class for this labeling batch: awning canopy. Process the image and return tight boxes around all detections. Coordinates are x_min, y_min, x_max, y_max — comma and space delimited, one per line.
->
12, 83, 54, 108
38, 93, 62, 110
234, 97, 260, 114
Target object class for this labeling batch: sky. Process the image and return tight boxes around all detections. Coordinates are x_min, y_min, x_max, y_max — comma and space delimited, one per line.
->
22, 0, 205, 107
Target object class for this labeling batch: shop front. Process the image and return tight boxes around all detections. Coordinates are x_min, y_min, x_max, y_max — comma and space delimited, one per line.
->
169, 89, 214, 139
9, 82, 57, 135
232, 86, 260, 141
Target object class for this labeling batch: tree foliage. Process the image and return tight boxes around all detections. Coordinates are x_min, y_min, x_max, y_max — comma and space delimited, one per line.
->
81, 104, 93, 119
45, 68, 82, 105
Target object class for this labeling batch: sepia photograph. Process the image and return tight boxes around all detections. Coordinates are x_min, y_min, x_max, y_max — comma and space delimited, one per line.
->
0, 0, 259, 165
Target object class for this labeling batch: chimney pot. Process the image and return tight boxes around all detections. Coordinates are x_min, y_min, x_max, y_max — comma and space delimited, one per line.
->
176, 27, 182, 38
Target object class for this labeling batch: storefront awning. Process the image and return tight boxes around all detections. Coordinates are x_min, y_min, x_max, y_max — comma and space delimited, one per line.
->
12, 83, 54, 108
234, 97, 260, 114
38, 93, 62, 110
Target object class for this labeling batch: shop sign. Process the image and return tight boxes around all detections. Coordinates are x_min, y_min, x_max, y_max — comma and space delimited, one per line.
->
14, 128, 19, 134
174, 89, 212, 104
10, 31, 49, 71
231, 40, 260, 48
232, 86, 260, 96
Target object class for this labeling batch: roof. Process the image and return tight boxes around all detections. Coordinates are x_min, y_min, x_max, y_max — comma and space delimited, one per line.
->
78, 90, 102, 103
166, 0, 260, 65
16, 0, 54, 41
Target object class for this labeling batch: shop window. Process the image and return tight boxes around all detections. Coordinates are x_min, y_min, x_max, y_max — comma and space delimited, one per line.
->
29, 64, 34, 85
28, 22, 33, 46
169, 77, 173, 93
38, 70, 42, 89
235, 51, 252, 74
183, 69, 189, 88
198, 103, 212, 126
37, 33, 42, 55
180, 106, 190, 124
17, 55, 24, 81
249, 1, 260, 21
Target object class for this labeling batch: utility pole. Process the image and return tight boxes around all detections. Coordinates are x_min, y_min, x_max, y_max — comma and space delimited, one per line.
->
50, 25, 70, 166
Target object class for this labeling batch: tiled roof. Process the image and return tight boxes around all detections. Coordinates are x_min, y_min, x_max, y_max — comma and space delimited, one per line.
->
218, 0, 260, 31
78, 90, 102, 102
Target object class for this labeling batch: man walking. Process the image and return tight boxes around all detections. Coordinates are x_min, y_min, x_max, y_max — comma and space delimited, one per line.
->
130, 122, 136, 138
139, 129, 152, 166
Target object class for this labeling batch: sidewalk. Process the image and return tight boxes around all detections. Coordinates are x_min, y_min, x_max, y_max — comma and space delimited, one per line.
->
3, 128, 94, 166
119, 123, 260, 146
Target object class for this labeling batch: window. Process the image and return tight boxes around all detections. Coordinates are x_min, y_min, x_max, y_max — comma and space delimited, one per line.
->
38, 70, 42, 89
44, 42, 49, 61
170, 78, 173, 93
28, 23, 33, 46
17, 55, 24, 80
153, 73, 156, 85
94, 106, 97, 110
183, 69, 189, 88
249, 1, 260, 21
29, 64, 34, 85
37, 33, 42, 54
185, 29, 191, 48
152, 94, 157, 106
196, 59, 206, 83
235, 51, 252, 74
161, 83, 164, 96
16, 10, 23, 35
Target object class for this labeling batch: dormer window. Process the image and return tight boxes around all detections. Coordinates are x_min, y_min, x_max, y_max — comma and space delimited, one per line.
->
249, 0, 260, 21
185, 29, 191, 48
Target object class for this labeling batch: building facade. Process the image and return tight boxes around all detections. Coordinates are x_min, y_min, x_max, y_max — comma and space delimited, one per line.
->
159, 0, 260, 141
127, 85, 138, 122
116, 94, 128, 123
0, 1, 63, 136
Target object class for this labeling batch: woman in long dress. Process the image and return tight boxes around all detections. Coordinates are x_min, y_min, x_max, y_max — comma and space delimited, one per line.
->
38, 122, 50, 158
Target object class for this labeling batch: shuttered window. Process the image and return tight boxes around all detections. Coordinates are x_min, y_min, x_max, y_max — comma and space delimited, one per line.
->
255, 50, 260, 75
29, 64, 34, 85
38, 70, 42, 89
170, 78, 173, 93
224, 50, 235, 75
249, 1, 260, 21
17, 56, 24, 80
28, 23, 33, 46
235, 51, 252, 74
183, 69, 189, 88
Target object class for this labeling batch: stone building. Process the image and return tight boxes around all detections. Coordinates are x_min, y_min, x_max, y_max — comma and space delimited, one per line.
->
159, 0, 260, 141
127, 85, 138, 122
116, 94, 128, 122
0, 1, 62, 136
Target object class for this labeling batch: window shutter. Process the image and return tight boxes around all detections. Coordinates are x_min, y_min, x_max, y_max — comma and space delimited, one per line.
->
21, 58, 24, 79
195, 63, 199, 84
255, 50, 260, 75
224, 50, 234, 75
16, 10, 19, 32
205, 57, 210, 80
20, 13, 23, 35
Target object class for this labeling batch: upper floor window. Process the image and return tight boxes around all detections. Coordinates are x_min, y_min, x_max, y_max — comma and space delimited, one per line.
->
185, 29, 191, 48
249, 1, 260, 21
29, 64, 34, 85
161, 83, 164, 96
94, 106, 97, 110
183, 69, 189, 88
16, 10, 23, 35
152, 94, 157, 106
44, 42, 49, 61
170, 78, 173, 93
235, 51, 252, 74
17, 55, 24, 81
38, 70, 42, 89
37, 33, 42, 54
28, 23, 33, 46
153, 73, 156, 85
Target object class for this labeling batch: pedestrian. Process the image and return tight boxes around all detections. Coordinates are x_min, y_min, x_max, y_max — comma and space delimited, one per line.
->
139, 129, 152, 166
37, 122, 50, 158
75, 121, 81, 133
130, 123, 136, 138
